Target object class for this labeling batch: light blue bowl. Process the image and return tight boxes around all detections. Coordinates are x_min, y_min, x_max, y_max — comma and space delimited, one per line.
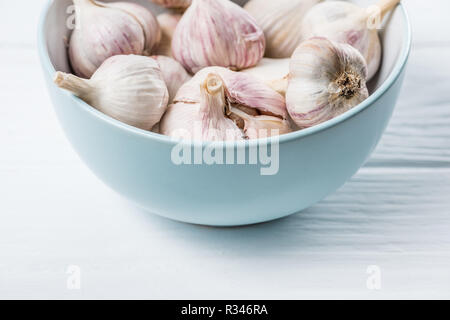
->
38, 0, 411, 226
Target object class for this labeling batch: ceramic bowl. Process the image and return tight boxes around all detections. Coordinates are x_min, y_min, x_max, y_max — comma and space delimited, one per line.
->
38, 0, 411, 226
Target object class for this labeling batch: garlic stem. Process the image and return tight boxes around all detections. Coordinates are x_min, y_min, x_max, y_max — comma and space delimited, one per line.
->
376, 0, 401, 19
54, 72, 92, 97
363, 0, 401, 34
365, 0, 401, 21
204, 74, 223, 96
198, 73, 244, 141
200, 73, 226, 119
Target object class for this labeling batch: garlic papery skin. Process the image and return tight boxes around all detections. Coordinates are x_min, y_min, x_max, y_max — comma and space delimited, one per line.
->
161, 74, 244, 141
244, 0, 323, 58
175, 67, 288, 120
155, 12, 182, 57
152, 55, 192, 103
286, 38, 369, 129
229, 107, 292, 140
99, 1, 161, 55
69, 0, 146, 78
300, 0, 400, 80
171, 0, 266, 74
150, 0, 192, 9
54, 55, 169, 131
161, 67, 290, 141
241, 58, 290, 96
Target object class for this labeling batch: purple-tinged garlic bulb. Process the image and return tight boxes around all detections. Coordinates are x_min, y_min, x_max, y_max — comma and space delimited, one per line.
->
69, 0, 160, 78
54, 55, 169, 131
176, 67, 288, 119
161, 74, 244, 141
286, 38, 369, 129
160, 67, 291, 141
300, 0, 401, 80
244, 0, 323, 58
171, 0, 266, 74
155, 12, 182, 57
100, 1, 161, 55
150, 0, 192, 9
152, 55, 192, 103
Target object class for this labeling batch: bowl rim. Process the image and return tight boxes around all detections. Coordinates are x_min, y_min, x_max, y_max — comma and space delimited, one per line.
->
38, 0, 412, 148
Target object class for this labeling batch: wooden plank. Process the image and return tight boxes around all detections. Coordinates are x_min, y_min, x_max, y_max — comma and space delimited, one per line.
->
1, 167, 449, 298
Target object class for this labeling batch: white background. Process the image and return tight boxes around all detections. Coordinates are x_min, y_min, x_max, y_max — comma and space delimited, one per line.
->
0, 0, 449, 299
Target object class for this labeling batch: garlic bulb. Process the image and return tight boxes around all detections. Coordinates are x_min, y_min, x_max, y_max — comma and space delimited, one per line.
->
150, 0, 191, 9
69, 0, 160, 78
300, 0, 401, 80
244, 0, 323, 58
152, 55, 192, 103
100, 1, 161, 55
155, 12, 182, 57
161, 74, 244, 141
54, 55, 169, 130
241, 58, 290, 96
175, 67, 288, 119
160, 67, 291, 141
171, 0, 266, 74
286, 38, 369, 129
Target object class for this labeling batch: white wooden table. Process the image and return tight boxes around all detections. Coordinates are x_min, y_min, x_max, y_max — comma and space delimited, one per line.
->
0, 0, 449, 299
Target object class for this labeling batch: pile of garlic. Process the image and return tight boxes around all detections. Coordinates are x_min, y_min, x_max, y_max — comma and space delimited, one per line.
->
55, 0, 401, 141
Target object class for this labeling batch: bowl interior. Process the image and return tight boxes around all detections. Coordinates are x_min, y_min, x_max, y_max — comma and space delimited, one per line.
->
41, 0, 409, 135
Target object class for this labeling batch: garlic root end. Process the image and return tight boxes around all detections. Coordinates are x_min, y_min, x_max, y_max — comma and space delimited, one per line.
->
330, 71, 362, 100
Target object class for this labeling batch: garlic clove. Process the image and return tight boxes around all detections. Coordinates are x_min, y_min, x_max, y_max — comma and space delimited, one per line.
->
161, 67, 290, 141
221, 70, 288, 120
54, 55, 169, 131
150, 0, 192, 9
175, 67, 288, 120
171, 0, 266, 74
229, 107, 292, 140
244, 0, 323, 58
99, 1, 161, 55
155, 12, 182, 57
286, 38, 369, 129
241, 58, 290, 96
300, 0, 400, 80
152, 55, 192, 103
